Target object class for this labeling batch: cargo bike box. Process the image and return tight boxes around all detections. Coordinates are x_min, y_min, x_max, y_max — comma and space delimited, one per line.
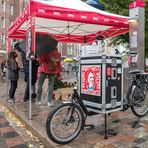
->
79, 55, 123, 114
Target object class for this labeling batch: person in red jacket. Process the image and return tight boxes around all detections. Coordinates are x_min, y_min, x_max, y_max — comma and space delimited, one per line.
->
35, 48, 61, 106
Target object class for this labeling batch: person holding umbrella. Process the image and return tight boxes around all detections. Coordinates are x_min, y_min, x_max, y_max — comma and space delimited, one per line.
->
35, 48, 61, 106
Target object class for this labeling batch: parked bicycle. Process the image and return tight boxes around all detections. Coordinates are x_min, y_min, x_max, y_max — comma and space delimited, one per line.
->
46, 68, 148, 144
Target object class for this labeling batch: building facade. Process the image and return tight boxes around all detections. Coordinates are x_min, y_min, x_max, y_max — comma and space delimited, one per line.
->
0, 0, 19, 52
0, 0, 78, 65
0, 0, 29, 80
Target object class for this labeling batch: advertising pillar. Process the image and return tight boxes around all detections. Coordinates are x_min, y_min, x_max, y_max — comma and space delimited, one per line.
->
129, 0, 145, 70
123, 0, 145, 99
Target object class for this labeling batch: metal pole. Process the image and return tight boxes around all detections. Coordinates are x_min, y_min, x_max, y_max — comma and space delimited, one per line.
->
29, 59, 32, 119
28, 0, 32, 120
6, 38, 11, 101
6, 51, 9, 100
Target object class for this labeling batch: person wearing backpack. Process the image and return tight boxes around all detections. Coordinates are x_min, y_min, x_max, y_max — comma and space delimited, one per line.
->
35, 48, 61, 106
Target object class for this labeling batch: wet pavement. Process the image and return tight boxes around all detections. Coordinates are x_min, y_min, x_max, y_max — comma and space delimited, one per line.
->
0, 111, 28, 148
1, 73, 148, 148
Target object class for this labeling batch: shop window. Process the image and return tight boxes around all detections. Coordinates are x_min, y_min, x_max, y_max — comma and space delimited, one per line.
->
2, 0, 5, 12
67, 43, 73, 55
1, 17, 5, 28
10, 20, 13, 26
10, 5, 14, 16
1, 34, 5, 45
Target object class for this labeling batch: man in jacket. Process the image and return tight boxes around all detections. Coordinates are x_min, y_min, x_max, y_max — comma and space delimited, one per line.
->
14, 42, 39, 102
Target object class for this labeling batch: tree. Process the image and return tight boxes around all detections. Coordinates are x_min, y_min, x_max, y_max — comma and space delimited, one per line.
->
83, 0, 148, 56
99, 0, 148, 56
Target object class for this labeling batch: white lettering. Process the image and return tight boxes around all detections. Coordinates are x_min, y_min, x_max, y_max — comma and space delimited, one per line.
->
21, 15, 24, 19
68, 14, 74, 17
54, 12, 60, 16
81, 16, 87, 19
93, 17, 98, 20
114, 20, 119, 23
38, 9, 45, 13
104, 19, 109, 22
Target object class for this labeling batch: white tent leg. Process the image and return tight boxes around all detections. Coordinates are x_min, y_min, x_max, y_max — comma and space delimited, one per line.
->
29, 59, 32, 119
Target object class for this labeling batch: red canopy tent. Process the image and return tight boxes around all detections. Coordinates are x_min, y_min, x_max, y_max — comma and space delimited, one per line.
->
8, 0, 129, 45
7, 0, 129, 119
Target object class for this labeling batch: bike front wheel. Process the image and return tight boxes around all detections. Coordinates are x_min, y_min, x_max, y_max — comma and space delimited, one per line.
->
46, 103, 84, 144
131, 84, 148, 117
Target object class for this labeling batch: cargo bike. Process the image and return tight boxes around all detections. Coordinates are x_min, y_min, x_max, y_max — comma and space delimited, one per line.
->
46, 53, 148, 144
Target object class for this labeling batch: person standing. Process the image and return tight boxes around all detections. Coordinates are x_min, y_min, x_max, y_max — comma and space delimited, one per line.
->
23, 58, 39, 102
7, 51, 20, 103
36, 48, 61, 106
14, 42, 39, 102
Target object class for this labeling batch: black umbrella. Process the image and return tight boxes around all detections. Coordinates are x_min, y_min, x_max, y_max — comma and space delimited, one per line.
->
18, 34, 58, 55
36, 34, 58, 55
18, 39, 26, 54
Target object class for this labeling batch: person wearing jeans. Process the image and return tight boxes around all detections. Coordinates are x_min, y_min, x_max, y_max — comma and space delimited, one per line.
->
37, 72, 55, 105
23, 59, 39, 102
36, 48, 61, 106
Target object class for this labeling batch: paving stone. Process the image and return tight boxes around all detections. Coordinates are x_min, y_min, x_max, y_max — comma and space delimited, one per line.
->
0, 122, 9, 128
5, 137, 25, 148
0, 126, 15, 134
0, 117, 8, 124
0, 143, 8, 148
10, 144, 28, 148
97, 129, 118, 137
112, 119, 121, 123
3, 131, 19, 139
0, 136, 6, 144
133, 138, 146, 144
131, 146, 141, 148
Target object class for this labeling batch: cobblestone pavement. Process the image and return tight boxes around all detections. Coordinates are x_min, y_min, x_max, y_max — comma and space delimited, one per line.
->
1, 73, 148, 148
0, 111, 28, 148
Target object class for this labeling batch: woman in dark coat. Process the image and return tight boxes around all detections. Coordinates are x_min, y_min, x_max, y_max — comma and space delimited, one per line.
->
8, 51, 20, 103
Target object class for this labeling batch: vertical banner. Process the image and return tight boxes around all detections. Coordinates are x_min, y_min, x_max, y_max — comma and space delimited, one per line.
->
26, 15, 35, 59
81, 65, 101, 96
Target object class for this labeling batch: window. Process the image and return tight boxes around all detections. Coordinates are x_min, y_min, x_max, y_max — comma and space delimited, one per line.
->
1, 17, 5, 28
10, 5, 14, 15
2, 1, 5, 12
67, 43, 73, 55
10, 20, 13, 26
1, 34, 6, 45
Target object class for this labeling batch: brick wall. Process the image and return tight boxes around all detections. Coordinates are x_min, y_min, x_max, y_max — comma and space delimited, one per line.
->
0, 0, 20, 52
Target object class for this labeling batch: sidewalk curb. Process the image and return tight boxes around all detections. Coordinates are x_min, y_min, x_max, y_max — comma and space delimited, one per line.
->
1, 101, 58, 148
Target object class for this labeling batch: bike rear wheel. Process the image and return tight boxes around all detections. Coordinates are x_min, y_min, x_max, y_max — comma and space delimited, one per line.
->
46, 103, 84, 144
131, 84, 148, 117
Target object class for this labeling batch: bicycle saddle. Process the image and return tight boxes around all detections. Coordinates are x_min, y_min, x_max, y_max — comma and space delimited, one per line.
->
128, 69, 141, 75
